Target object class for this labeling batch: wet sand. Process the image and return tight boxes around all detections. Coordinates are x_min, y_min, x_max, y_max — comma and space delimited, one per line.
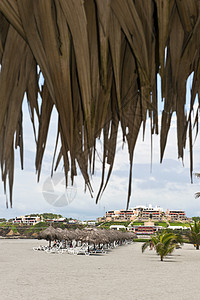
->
0, 239, 199, 300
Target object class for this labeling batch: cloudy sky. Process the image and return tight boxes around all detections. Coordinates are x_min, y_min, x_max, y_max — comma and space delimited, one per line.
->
1, 76, 200, 220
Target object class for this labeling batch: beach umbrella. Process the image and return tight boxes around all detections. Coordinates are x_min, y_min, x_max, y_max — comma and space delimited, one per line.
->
55, 228, 64, 241
94, 229, 111, 249
65, 229, 83, 247
97, 229, 110, 244
74, 228, 83, 241
116, 230, 124, 241
77, 228, 89, 242
128, 232, 137, 240
103, 229, 115, 244
38, 225, 57, 247
0, 1, 199, 209
60, 228, 71, 248
62, 228, 71, 241
108, 230, 119, 243
123, 231, 137, 241
67, 229, 79, 241
80, 228, 102, 245
122, 231, 133, 241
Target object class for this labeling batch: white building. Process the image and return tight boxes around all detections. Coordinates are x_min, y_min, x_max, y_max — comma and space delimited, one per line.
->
13, 215, 42, 225
110, 225, 126, 230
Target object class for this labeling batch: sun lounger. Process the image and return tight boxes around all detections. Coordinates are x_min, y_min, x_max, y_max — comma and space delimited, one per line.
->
89, 249, 107, 254
67, 244, 90, 255
45, 242, 65, 254
33, 245, 50, 251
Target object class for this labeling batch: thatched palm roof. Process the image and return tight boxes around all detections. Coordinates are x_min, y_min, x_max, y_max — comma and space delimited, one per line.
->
0, 1, 199, 208
38, 225, 57, 241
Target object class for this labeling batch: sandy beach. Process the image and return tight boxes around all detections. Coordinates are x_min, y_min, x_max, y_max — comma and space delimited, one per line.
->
0, 239, 199, 300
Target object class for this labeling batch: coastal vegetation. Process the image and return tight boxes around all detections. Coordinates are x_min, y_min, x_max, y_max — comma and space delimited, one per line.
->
154, 222, 168, 227
0, 218, 6, 223
99, 221, 131, 230
0, 219, 84, 238
192, 217, 200, 222
25, 213, 63, 220
0, 215, 199, 242
169, 222, 190, 227
186, 221, 200, 250
131, 222, 144, 226
10, 225, 18, 234
142, 231, 183, 261
24, 222, 48, 236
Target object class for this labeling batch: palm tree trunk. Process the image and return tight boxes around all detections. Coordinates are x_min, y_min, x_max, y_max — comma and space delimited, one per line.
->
196, 244, 199, 250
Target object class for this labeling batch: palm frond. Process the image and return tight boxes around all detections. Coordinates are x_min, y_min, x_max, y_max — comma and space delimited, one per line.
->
186, 221, 200, 247
195, 193, 200, 199
0, 0, 200, 207
141, 241, 150, 253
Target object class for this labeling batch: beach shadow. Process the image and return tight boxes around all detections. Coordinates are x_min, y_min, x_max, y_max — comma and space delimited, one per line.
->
148, 255, 181, 263
88, 254, 107, 257
184, 248, 198, 251
162, 259, 180, 263
149, 258, 180, 263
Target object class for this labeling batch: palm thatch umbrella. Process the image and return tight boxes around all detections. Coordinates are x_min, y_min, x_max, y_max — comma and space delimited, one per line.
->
67, 229, 79, 241
38, 225, 57, 247
57, 228, 71, 248
97, 229, 110, 244
74, 228, 84, 241
98, 229, 115, 245
107, 230, 120, 243
123, 231, 137, 241
55, 227, 64, 241
128, 231, 137, 240
106, 229, 131, 245
62, 228, 71, 241
0, 1, 199, 208
80, 228, 103, 246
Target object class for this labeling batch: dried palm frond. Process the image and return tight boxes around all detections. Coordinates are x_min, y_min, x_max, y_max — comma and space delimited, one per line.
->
195, 192, 200, 199
0, 0, 200, 208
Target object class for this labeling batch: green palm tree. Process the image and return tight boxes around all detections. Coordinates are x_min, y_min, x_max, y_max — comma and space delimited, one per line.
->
186, 221, 200, 250
142, 231, 181, 261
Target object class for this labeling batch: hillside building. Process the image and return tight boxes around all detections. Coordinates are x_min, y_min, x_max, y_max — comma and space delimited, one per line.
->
166, 209, 187, 221
97, 205, 188, 223
13, 215, 42, 225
